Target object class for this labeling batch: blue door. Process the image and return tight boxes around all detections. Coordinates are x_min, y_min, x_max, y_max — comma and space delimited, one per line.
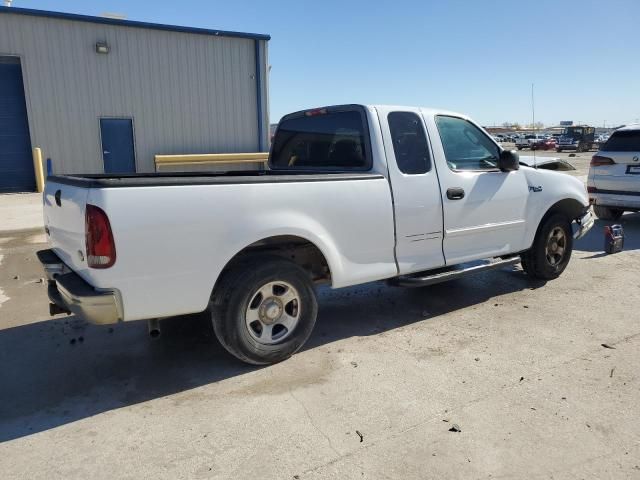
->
0, 57, 35, 192
100, 118, 136, 174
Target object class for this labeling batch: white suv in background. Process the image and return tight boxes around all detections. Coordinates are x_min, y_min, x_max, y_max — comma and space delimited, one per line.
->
588, 124, 640, 220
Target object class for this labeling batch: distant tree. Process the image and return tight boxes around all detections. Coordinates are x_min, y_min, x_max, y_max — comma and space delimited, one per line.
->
502, 122, 522, 129
525, 122, 545, 130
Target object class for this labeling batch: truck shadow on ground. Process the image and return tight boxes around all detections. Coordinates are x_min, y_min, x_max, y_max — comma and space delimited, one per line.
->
574, 212, 640, 255
0, 264, 545, 443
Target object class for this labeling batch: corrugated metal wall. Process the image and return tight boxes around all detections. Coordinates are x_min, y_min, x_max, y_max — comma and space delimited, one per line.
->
0, 12, 268, 174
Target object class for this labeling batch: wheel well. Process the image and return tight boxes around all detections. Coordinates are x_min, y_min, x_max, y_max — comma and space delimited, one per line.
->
526, 199, 584, 250
220, 236, 332, 287
545, 198, 585, 221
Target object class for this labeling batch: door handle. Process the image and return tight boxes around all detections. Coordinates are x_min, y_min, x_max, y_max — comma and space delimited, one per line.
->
446, 187, 465, 200
103, 150, 110, 155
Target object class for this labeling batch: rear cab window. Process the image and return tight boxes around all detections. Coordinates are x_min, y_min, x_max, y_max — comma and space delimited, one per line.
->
270, 106, 372, 171
601, 130, 640, 152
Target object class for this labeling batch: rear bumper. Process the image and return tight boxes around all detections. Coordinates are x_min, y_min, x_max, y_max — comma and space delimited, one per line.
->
557, 144, 577, 150
37, 249, 123, 325
589, 189, 640, 211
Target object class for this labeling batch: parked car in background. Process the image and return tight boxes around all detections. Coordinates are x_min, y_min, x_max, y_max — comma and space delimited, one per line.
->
588, 124, 640, 220
39, 104, 593, 365
516, 134, 544, 150
531, 137, 557, 151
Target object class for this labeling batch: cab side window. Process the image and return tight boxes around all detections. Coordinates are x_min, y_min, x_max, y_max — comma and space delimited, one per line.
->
435, 116, 500, 171
388, 112, 431, 174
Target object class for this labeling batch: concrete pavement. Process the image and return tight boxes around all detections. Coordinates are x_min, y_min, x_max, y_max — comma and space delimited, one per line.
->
1, 152, 639, 479
0, 193, 43, 233
1, 212, 639, 479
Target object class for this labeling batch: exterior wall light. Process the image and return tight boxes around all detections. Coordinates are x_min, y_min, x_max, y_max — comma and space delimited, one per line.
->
95, 42, 110, 54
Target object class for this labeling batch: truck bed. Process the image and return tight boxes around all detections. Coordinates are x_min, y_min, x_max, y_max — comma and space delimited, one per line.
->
44, 169, 397, 320
47, 171, 384, 188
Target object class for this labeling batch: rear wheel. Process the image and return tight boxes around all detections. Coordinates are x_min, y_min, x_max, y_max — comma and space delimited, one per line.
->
593, 205, 623, 221
210, 256, 318, 365
521, 213, 573, 280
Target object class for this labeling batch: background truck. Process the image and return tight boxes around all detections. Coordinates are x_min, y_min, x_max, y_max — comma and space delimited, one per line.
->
515, 134, 544, 150
556, 125, 596, 152
39, 104, 593, 365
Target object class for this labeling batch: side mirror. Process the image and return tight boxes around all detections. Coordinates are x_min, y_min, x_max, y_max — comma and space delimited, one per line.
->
498, 150, 520, 172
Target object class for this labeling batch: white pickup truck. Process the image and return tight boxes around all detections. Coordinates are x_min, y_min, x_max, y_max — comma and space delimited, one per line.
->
39, 104, 594, 365
515, 134, 544, 150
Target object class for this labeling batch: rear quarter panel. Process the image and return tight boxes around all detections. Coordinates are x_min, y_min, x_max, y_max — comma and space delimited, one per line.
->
85, 178, 397, 321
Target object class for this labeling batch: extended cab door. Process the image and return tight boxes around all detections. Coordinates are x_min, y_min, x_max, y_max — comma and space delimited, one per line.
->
377, 107, 445, 274
424, 113, 529, 265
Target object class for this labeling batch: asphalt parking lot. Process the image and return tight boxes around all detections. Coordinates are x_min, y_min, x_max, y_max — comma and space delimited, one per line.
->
1, 154, 639, 479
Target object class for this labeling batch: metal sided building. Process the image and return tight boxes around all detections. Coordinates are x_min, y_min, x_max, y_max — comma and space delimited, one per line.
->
0, 6, 270, 192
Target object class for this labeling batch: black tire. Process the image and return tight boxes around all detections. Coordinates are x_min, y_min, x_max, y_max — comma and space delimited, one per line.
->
521, 213, 573, 280
210, 256, 318, 365
556, 148, 562, 153
517, 146, 523, 150
593, 205, 623, 221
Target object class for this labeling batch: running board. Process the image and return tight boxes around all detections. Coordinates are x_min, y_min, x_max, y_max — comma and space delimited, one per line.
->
389, 256, 521, 288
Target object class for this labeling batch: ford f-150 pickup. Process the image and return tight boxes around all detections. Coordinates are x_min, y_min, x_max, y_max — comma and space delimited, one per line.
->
39, 104, 594, 365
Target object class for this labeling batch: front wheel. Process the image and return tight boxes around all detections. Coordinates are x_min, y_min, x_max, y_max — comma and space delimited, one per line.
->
210, 257, 318, 365
521, 213, 573, 280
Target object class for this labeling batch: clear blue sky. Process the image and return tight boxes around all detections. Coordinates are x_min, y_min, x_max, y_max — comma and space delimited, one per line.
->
10, 0, 640, 127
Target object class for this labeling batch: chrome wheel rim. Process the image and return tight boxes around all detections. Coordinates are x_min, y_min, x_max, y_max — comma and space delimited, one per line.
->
545, 227, 567, 266
245, 281, 301, 345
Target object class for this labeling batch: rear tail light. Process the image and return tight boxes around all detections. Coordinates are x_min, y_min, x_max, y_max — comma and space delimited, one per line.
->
590, 155, 615, 166
85, 204, 116, 268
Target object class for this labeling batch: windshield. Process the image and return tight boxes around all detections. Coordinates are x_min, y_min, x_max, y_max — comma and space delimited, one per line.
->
563, 127, 583, 138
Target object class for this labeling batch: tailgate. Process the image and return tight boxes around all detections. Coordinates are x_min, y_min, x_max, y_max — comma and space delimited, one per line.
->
593, 151, 640, 192
43, 180, 89, 272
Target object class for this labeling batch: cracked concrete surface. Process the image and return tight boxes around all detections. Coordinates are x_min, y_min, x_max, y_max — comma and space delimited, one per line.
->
1, 155, 639, 479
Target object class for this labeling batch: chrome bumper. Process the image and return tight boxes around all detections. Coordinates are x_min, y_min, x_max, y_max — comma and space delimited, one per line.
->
574, 209, 595, 240
37, 249, 123, 325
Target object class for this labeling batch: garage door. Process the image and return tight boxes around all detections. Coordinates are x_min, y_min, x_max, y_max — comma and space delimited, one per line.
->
0, 57, 34, 193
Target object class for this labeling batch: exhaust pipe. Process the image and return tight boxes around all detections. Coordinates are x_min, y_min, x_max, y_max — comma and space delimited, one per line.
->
148, 318, 161, 338
49, 302, 71, 316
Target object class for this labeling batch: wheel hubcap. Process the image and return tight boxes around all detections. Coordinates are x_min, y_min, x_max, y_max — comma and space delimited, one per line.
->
545, 227, 567, 266
245, 281, 301, 345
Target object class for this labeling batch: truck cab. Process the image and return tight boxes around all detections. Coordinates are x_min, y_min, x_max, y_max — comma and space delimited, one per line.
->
557, 126, 596, 152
